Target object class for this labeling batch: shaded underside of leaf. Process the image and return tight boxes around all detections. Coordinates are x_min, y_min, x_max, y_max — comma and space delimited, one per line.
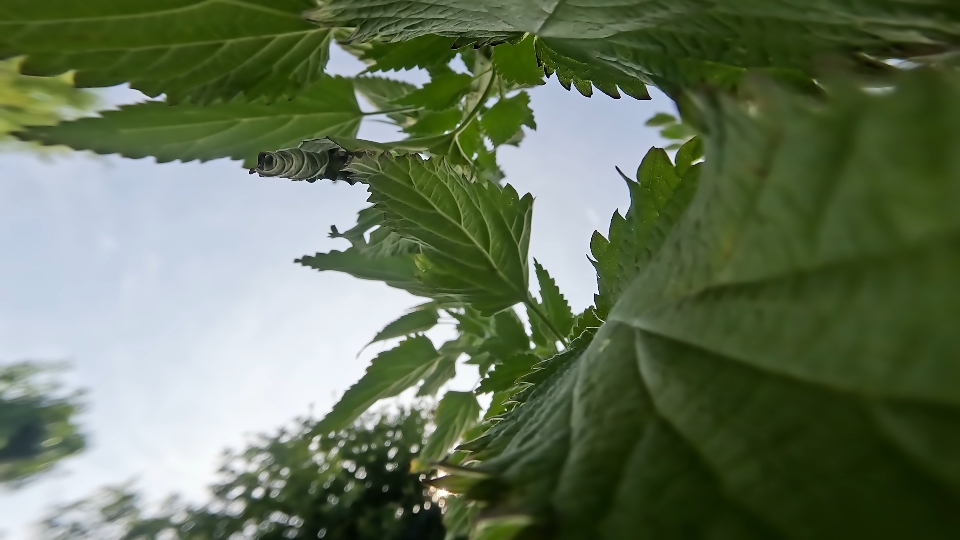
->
0, 0, 334, 104
18, 76, 361, 167
296, 248, 427, 297
461, 69, 960, 539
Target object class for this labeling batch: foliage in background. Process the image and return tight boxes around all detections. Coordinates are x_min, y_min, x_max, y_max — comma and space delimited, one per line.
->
3, 1, 960, 539
41, 407, 445, 540
0, 362, 84, 487
0, 57, 95, 148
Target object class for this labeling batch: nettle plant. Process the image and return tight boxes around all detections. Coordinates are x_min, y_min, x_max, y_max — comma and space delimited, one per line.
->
4, 1, 960, 539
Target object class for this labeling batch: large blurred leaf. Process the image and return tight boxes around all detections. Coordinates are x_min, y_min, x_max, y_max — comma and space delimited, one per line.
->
19, 76, 361, 167
590, 146, 698, 319
316, 336, 440, 434
348, 153, 534, 315
0, 0, 333, 104
455, 69, 960, 539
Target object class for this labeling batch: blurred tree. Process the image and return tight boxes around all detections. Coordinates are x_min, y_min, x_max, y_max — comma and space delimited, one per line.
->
41, 406, 446, 540
0, 362, 85, 487
0, 57, 96, 147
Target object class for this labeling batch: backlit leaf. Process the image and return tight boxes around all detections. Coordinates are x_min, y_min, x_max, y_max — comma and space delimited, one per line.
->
316, 336, 440, 434
414, 391, 480, 470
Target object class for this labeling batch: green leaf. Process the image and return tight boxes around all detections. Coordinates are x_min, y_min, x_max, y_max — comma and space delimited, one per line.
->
394, 72, 474, 111
645, 112, 677, 127
441, 495, 477, 540
591, 146, 698, 318
532, 261, 573, 338
491, 36, 545, 87
18, 76, 361, 167
360, 35, 459, 72
353, 75, 418, 125
0, 0, 333, 104
348, 153, 534, 315
296, 249, 427, 297
414, 391, 480, 470
316, 336, 439, 434
367, 309, 439, 346
404, 108, 462, 137
477, 353, 539, 394
417, 356, 457, 397
674, 136, 703, 178
461, 69, 960, 539
535, 38, 650, 100
330, 207, 383, 250
480, 92, 536, 146
482, 310, 530, 358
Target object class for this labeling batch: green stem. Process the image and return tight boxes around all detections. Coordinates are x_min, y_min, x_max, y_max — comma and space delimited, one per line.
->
361, 107, 420, 117
455, 69, 496, 137
524, 297, 568, 348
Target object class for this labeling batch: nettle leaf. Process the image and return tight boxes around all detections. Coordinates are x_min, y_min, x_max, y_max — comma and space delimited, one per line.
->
403, 108, 462, 137
358, 35, 459, 73
480, 91, 536, 146
367, 309, 439, 347
348, 153, 534, 315
394, 72, 474, 111
414, 391, 480, 470
591, 146, 699, 319
532, 261, 573, 339
477, 353, 539, 395
353, 75, 418, 125
461, 69, 960, 539
19, 76, 361, 167
316, 336, 439, 434
491, 35, 545, 87
417, 356, 457, 397
535, 38, 650, 100
0, 0, 333, 104
296, 249, 427, 297
330, 207, 383, 250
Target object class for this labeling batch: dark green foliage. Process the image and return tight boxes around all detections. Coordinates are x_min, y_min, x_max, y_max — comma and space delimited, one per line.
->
41, 408, 445, 540
0, 0, 333, 104
0, 362, 84, 486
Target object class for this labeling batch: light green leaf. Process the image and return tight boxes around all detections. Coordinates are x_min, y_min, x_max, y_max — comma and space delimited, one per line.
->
394, 72, 474, 111
674, 136, 703, 178
591, 146, 698, 318
417, 356, 457, 397
353, 75, 418, 125
348, 153, 534, 315
480, 92, 536, 146
460, 69, 960, 539
491, 35, 545, 87
316, 336, 439, 434
414, 391, 480, 470
0, 0, 333, 104
442, 495, 477, 540
532, 260, 573, 338
368, 309, 439, 346
19, 76, 361, 167
645, 112, 677, 127
296, 248, 427, 297
329, 207, 383, 250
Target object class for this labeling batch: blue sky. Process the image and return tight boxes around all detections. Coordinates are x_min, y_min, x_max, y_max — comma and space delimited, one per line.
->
0, 48, 670, 538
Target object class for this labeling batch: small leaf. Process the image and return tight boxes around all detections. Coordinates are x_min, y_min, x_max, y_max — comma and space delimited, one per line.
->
330, 207, 383, 249
353, 75, 418, 125
491, 35, 545, 86
480, 92, 537, 146
404, 108, 462, 137
394, 72, 474, 111
367, 309, 439, 346
477, 353, 540, 394
360, 35, 459, 72
417, 356, 457, 397
674, 136, 704, 178
484, 310, 531, 357
316, 336, 439, 434
19, 76, 362, 167
348, 154, 534, 315
645, 112, 678, 127
533, 260, 574, 338
296, 249, 427, 297
414, 391, 481, 470
591, 147, 698, 318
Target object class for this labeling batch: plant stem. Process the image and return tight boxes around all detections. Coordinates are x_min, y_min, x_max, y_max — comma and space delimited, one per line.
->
361, 107, 420, 117
524, 298, 568, 348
